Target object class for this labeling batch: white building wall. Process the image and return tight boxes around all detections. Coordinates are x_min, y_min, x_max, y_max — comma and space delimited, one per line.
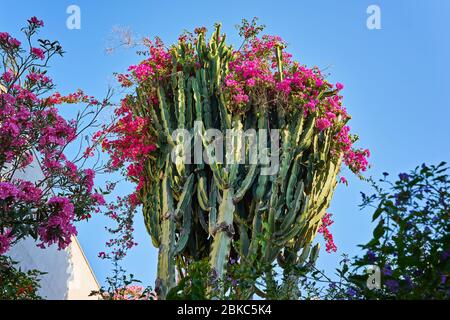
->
8, 236, 100, 300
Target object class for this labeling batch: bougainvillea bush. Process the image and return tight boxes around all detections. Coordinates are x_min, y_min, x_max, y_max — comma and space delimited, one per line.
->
93, 18, 369, 300
0, 18, 110, 298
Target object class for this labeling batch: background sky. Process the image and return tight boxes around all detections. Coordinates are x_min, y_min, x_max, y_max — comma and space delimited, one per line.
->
1, 0, 449, 289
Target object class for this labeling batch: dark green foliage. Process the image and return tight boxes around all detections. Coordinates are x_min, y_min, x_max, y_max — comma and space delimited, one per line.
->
0, 255, 43, 300
292, 163, 449, 300
351, 162, 449, 299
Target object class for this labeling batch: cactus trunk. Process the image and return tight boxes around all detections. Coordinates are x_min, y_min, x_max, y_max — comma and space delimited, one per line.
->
208, 187, 235, 293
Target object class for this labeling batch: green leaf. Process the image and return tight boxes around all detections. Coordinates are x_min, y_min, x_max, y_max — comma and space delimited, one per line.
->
373, 220, 385, 240
372, 201, 384, 221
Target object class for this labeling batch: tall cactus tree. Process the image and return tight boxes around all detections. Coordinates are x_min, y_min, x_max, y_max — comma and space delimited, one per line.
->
99, 19, 369, 299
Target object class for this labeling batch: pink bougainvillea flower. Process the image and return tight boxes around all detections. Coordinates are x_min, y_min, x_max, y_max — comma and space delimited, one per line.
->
0, 32, 9, 41
37, 196, 77, 250
0, 231, 13, 255
8, 37, 21, 48
112, 285, 157, 300
0, 182, 20, 200
319, 213, 337, 253
31, 47, 45, 60
91, 193, 106, 206
316, 118, 332, 131
335, 82, 344, 91
28, 16, 44, 27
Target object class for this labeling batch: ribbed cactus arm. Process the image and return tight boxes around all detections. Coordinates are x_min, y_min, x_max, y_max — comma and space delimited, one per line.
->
208, 187, 235, 295
233, 164, 258, 203
157, 85, 175, 147
155, 158, 176, 299
142, 171, 161, 248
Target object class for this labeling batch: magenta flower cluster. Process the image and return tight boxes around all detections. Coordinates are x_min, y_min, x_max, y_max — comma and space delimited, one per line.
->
318, 213, 337, 253
220, 30, 369, 176
37, 197, 77, 250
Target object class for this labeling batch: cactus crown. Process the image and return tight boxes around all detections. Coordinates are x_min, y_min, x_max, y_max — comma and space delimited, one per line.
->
98, 19, 369, 299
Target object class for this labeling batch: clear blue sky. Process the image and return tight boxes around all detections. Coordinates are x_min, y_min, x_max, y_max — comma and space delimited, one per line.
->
2, 0, 449, 288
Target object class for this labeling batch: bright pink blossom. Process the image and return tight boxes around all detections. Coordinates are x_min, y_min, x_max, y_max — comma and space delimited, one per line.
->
0, 32, 9, 42
28, 16, 44, 27
37, 197, 77, 250
0, 182, 20, 200
8, 37, 21, 48
316, 118, 332, 131
31, 47, 45, 60
0, 231, 13, 255
319, 213, 337, 253
18, 180, 42, 203
1, 70, 13, 82
91, 193, 106, 205
112, 285, 157, 300
84, 169, 95, 193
